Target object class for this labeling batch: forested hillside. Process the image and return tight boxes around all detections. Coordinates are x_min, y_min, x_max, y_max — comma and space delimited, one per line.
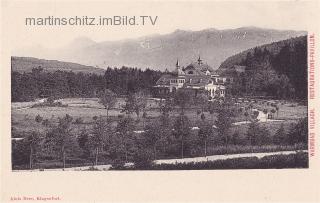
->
11, 67, 162, 102
220, 36, 307, 100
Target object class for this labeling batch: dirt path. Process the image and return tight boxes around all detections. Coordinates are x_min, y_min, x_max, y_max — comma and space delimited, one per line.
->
13, 150, 306, 172
155, 150, 307, 165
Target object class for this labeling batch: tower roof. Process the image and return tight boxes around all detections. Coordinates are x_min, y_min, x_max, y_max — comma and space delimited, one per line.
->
176, 59, 180, 67
197, 55, 203, 65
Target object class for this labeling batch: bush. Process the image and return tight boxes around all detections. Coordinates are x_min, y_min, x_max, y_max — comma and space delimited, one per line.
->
287, 118, 308, 144
35, 114, 43, 123
47, 96, 55, 104
132, 149, 154, 169
128, 152, 308, 170
12, 140, 30, 168
247, 122, 271, 145
42, 119, 50, 127
74, 118, 84, 124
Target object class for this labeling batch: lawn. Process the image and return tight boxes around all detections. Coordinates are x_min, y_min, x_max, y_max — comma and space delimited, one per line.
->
11, 97, 307, 136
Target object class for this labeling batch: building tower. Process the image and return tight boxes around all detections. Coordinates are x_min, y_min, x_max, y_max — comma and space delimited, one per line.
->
197, 55, 203, 65
176, 59, 184, 75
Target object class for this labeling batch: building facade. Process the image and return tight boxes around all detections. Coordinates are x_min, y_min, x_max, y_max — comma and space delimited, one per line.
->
153, 57, 229, 99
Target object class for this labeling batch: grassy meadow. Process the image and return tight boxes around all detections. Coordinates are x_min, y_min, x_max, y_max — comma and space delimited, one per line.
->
11, 97, 308, 170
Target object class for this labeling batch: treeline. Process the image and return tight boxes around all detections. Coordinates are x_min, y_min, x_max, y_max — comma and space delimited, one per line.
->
224, 36, 307, 100
11, 66, 162, 102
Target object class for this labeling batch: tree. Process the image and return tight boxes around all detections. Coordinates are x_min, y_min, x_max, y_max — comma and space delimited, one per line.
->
25, 131, 41, 169
121, 94, 135, 116
215, 108, 232, 146
121, 91, 148, 119
35, 115, 43, 123
198, 119, 213, 156
174, 90, 193, 114
173, 114, 191, 158
208, 100, 220, 123
263, 109, 268, 121
195, 93, 209, 113
252, 110, 259, 120
159, 97, 173, 116
89, 117, 110, 166
275, 105, 280, 118
247, 121, 270, 146
144, 121, 161, 160
77, 127, 91, 161
244, 111, 249, 123
143, 114, 171, 160
98, 89, 117, 120
273, 124, 287, 145
132, 148, 154, 169
46, 114, 73, 169
114, 117, 135, 163
287, 117, 308, 145
133, 91, 148, 119
47, 96, 55, 105
142, 112, 148, 128
270, 109, 276, 119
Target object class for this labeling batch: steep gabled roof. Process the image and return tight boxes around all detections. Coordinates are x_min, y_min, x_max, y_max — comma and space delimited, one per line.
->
182, 75, 213, 87
184, 62, 214, 74
156, 74, 175, 86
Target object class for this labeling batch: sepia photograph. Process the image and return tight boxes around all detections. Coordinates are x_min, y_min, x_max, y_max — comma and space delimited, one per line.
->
1, 0, 319, 202
11, 27, 308, 171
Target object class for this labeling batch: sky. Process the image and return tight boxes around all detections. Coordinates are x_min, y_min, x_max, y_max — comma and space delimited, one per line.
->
1, 0, 318, 50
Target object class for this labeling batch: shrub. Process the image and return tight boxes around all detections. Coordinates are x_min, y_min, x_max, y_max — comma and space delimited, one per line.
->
35, 114, 43, 123
287, 118, 308, 144
47, 96, 55, 104
129, 152, 308, 170
247, 122, 271, 145
74, 117, 84, 124
132, 148, 154, 169
42, 119, 50, 127
196, 109, 202, 116
273, 124, 287, 145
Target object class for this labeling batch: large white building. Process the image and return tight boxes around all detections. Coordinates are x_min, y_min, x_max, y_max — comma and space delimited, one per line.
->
154, 57, 230, 99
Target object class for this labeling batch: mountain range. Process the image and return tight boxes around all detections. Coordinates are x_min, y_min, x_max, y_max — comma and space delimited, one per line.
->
13, 27, 306, 71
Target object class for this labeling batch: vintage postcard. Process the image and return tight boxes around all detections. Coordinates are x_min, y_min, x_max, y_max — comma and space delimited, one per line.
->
1, 0, 319, 202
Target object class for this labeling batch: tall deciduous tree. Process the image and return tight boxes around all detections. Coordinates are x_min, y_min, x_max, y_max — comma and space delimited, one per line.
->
287, 117, 308, 145
99, 89, 117, 120
273, 124, 287, 145
46, 114, 73, 169
25, 131, 41, 169
173, 114, 191, 158
174, 90, 193, 114
198, 119, 213, 157
215, 108, 232, 147
89, 117, 110, 166
246, 121, 270, 146
144, 114, 171, 160
195, 93, 209, 113
115, 117, 135, 163
158, 97, 173, 117
133, 91, 148, 119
